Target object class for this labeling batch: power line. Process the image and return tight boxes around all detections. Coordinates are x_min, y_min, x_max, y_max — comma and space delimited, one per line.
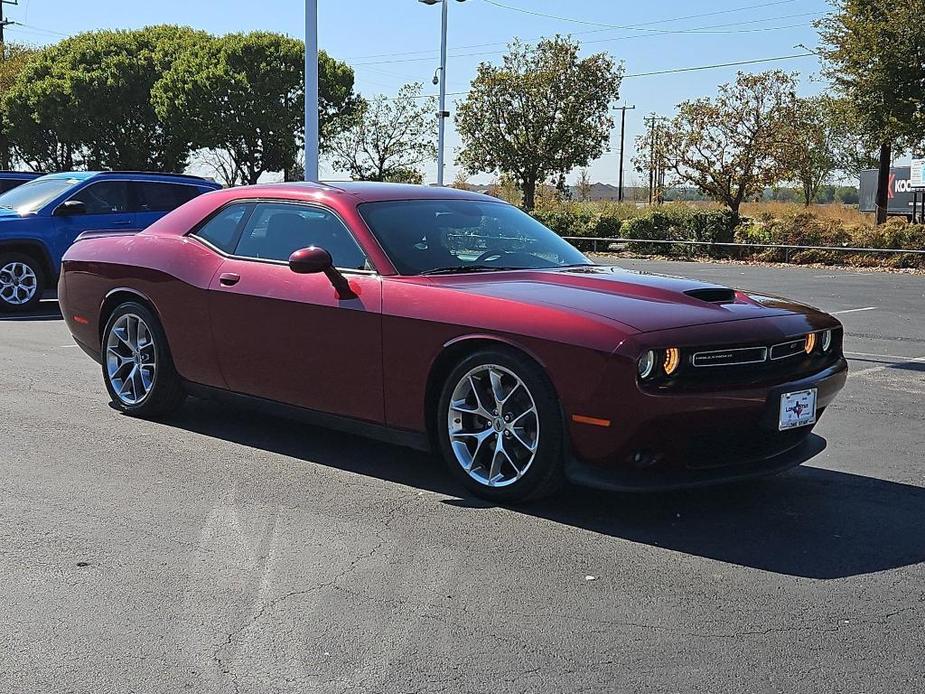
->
399, 51, 818, 100
353, 13, 821, 67
347, 0, 803, 60
480, 0, 799, 32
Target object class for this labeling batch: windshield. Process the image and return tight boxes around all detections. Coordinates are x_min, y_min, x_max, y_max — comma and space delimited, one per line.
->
0, 177, 81, 214
358, 199, 592, 275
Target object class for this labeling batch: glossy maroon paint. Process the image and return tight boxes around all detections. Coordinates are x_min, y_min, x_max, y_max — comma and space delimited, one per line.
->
59, 181, 847, 475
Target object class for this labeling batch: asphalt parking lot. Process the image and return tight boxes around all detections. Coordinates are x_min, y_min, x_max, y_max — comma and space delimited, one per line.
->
2, 258, 923, 694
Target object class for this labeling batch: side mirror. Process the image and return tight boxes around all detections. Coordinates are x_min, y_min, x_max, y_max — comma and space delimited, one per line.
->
288, 246, 355, 299
54, 200, 87, 216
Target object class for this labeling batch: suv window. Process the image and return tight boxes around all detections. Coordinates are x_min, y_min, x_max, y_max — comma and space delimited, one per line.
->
193, 203, 250, 253
234, 203, 368, 270
133, 182, 201, 212
70, 181, 130, 214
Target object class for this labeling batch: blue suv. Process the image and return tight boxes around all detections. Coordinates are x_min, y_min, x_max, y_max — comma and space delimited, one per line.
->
0, 171, 220, 311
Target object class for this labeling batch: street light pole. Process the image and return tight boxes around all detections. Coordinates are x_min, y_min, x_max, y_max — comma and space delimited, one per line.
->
304, 0, 319, 182
421, 0, 465, 186
436, 0, 448, 186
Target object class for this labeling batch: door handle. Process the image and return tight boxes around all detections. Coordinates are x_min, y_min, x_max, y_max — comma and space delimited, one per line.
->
112, 219, 132, 226
219, 272, 240, 286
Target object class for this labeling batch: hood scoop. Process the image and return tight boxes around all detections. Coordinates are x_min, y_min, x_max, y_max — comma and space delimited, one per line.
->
684, 287, 736, 304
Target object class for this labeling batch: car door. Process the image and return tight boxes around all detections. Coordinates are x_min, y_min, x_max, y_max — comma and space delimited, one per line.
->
51, 180, 135, 260
205, 201, 384, 423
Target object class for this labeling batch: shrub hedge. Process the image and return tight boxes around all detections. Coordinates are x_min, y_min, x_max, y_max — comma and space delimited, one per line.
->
530, 202, 925, 269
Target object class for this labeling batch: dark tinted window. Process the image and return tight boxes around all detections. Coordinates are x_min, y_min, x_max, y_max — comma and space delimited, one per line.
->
71, 181, 130, 214
358, 199, 591, 275
193, 203, 250, 253
0, 179, 26, 194
133, 182, 201, 212
234, 203, 367, 270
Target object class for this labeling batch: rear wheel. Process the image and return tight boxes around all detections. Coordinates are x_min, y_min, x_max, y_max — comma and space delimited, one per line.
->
101, 301, 185, 417
0, 252, 44, 313
437, 348, 565, 502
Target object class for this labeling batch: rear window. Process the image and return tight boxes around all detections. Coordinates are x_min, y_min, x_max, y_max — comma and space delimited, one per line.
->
193, 203, 250, 253
133, 182, 203, 212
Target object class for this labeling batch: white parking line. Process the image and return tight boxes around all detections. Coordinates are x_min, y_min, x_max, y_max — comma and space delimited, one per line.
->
848, 355, 925, 378
832, 306, 878, 315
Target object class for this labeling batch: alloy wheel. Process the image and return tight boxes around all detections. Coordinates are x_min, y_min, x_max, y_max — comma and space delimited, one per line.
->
0, 261, 38, 306
447, 363, 539, 487
106, 313, 157, 405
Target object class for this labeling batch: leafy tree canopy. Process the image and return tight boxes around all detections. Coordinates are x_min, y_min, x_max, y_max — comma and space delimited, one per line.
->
455, 37, 622, 210
636, 71, 798, 215
153, 32, 357, 184
3, 26, 208, 171
329, 82, 436, 183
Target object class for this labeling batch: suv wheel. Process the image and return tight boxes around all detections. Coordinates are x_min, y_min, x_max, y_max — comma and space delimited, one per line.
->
0, 252, 44, 313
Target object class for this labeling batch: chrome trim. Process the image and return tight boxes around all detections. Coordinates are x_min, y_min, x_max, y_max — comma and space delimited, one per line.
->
769, 337, 808, 361
691, 346, 768, 368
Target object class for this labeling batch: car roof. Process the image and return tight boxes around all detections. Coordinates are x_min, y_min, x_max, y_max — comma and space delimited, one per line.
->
222, 180, 501, 204
0, 171, 42, 179
38, 171, 218, 186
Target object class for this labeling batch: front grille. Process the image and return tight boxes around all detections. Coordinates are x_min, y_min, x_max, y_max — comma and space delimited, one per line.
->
692, 346, 768, 367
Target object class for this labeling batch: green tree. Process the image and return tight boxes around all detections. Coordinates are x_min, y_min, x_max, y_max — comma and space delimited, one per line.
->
3, 26, 207, 172
153, 32, 356, 185
780, 95, 842, 205
0, 42, 38, 169
635, 71, 797, 215
328, 82, 436, 182
817, 0, 925, 223
456, 37, 622, 210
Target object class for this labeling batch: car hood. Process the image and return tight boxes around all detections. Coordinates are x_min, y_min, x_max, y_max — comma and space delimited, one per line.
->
0, 207, 25, 221
429, 265, 819, 333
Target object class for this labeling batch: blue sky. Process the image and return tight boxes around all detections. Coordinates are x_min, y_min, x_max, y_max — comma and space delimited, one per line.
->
5, 0, 832, 184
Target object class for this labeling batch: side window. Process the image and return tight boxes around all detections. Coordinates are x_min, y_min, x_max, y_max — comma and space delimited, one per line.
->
70, 181, 129, 214
193, 203, 250, 253
234, 203, 368, 270
133, 182, 201, 212
0, 180, 22, 194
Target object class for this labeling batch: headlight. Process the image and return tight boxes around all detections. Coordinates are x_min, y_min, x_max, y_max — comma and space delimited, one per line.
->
638, 350, 656, 379
821, 329, 832, 352
663, 347, 681, 376
804, 333, 817, 354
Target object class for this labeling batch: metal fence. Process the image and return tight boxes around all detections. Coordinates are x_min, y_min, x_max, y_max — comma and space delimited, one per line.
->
562, 236, 925, 258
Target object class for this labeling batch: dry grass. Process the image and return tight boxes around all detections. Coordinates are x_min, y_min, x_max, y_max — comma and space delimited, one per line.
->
739, 201, 874, 225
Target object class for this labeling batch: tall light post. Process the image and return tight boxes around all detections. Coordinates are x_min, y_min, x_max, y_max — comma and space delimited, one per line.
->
304, 0, 319, 182
419, 0, 466, 186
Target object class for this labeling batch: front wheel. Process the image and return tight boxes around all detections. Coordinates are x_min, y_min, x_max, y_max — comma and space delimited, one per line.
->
101, 301, 185, 417
0, 252, 44, 313
437, 348, 565, 502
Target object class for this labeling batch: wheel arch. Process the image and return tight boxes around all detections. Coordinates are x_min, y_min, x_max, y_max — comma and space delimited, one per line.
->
99, 288, 167, 346
0, 240, 55, 281
423, 334, 557, 450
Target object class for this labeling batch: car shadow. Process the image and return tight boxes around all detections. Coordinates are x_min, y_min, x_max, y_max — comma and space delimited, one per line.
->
0, 299, 62, 321
159, 397, 925, 580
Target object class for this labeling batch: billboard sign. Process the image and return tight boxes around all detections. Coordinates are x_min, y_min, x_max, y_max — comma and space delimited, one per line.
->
859, 166, 915, 216
911, 158, 925, 188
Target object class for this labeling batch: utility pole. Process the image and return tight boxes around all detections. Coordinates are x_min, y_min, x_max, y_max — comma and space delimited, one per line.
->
0, 0, 18, 47
645, 115, 656, 206
615, 104, 635, 202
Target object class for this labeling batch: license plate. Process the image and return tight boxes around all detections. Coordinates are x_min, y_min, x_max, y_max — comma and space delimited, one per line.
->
779, 388, 817, 430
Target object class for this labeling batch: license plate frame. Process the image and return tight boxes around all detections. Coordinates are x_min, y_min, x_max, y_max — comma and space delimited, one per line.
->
778, 388, 817, 431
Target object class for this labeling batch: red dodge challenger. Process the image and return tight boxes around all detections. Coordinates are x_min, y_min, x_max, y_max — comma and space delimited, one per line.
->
59, 182, 848, 501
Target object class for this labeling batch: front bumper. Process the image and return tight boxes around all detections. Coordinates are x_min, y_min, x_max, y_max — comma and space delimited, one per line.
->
564, 357, 847, 492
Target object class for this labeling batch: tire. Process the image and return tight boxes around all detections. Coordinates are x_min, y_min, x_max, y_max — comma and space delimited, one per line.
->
436, 347, 565, 502
101, 301, 185, 417
0, 251, 44, 313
